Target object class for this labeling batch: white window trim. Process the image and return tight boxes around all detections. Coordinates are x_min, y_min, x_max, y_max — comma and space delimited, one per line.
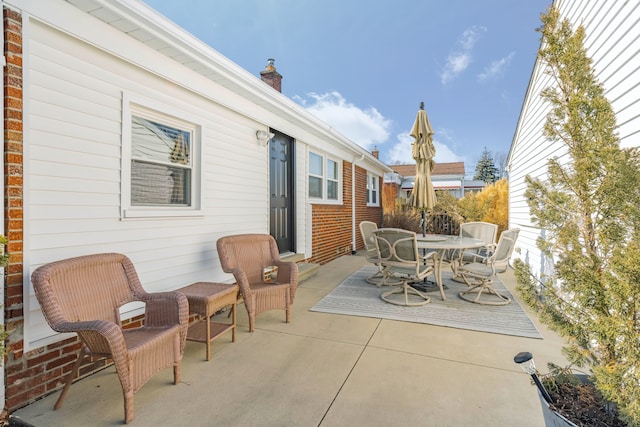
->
308, 149, 342, 204
121, 93, 203, 219
367, 172, 380, 207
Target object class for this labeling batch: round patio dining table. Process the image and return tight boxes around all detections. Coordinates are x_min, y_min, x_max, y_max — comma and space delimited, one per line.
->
416, 235, 485, 300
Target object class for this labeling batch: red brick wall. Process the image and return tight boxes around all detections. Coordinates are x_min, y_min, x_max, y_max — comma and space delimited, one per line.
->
353, 164, 383, 252
4, 7, 23, 334
308, 162, 382, 265
3, 7, 30, 412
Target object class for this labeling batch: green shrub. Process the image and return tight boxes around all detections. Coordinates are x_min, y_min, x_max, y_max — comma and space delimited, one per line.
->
515, 7, 640, 425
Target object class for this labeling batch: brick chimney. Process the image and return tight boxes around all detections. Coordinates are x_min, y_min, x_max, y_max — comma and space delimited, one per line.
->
260, 58, 282, 92
372, 146, 379, 159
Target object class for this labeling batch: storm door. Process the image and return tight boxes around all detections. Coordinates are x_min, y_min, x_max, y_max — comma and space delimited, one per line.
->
269, 130, 295, 253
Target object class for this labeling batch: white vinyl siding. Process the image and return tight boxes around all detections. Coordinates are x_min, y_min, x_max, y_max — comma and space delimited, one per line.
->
508, 0, 640, 278
22, 0, 388, 349
25, 18, 269, 347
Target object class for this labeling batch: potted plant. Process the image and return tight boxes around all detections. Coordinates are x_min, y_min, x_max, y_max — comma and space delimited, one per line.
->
514, 352, 626, 426
514, 6, 640, 427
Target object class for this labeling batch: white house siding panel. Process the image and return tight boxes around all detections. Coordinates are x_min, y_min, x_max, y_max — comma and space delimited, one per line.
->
508, 0, 640, 278
19, 0, 389, 348
295, 142, 310, 256
25, 19, 270, 346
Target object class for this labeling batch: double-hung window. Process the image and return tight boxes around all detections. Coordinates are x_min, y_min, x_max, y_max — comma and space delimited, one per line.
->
123, 100, 202, 218
367, 172, 380, 206
309, 151, 341, 202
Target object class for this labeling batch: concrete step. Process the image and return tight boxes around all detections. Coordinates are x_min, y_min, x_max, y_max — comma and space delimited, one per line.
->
298, 262, 320, 282
279, 253, 319, 282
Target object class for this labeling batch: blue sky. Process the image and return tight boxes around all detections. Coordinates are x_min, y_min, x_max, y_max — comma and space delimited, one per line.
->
143, 0, 550, 174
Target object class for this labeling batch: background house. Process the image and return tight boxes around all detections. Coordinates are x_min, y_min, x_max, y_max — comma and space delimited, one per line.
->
508, 0, 640, 277
387, 162, 485, 201
0, 0, 390, 414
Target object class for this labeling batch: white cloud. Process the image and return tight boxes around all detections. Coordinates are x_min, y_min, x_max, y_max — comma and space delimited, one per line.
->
295, 91, 465, 168
298, 91, 391, 151
460, 26, 486, 50
440, 25, 487, 84
386, 131, 464, 165
387, 132, 414, 164
478, 51, 515, 82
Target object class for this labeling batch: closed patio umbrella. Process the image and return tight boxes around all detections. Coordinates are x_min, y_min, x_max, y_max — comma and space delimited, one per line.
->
411, 102, 436, 236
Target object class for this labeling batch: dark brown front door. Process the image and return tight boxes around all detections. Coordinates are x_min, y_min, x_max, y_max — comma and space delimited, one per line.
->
269, 130, 295, 253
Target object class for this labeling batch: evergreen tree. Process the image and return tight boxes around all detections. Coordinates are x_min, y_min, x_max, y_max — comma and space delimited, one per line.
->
514, 7, 640, 424
473, 148, 499, 183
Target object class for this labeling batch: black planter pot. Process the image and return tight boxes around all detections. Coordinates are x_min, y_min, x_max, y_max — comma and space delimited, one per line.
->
537, 389, 577, 427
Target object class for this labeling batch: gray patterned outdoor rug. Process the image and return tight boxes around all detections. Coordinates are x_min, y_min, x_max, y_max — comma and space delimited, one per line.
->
310, 266, 542, 339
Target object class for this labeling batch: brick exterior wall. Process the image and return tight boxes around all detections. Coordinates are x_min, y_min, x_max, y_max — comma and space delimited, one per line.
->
308, 162, 382, 265
3, 6, 30, 413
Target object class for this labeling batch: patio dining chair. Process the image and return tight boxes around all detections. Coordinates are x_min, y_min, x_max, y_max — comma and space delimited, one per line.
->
359, 221, 384, 285
448, 221, 498, 279
457, 228, 520, 305
31, 253, 189, 424
373, 228, 437, 306
216, 234, 298, 332
359, 221, 401, 286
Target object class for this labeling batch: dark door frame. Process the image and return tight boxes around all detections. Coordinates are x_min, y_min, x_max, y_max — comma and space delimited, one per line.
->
269, 129, 295, 253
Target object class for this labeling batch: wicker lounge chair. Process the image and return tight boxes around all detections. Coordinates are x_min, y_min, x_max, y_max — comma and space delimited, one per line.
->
216, 234, 298, 332
31, 253, 189, 424
373, 228, 437, 306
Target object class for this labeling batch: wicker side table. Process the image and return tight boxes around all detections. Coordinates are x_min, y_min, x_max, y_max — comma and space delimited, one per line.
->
177, 282, 239, 361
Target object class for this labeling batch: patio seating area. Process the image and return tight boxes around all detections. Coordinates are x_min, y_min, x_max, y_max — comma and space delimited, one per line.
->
12, 253, 568, 427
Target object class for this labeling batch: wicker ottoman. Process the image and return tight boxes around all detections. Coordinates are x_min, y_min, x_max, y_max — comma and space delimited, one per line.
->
177, 282, 239, 361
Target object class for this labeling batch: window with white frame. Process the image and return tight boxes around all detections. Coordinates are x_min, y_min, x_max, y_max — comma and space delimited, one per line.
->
367, 172, 380, 206
123, 102, 202, 218
309, 151, 341, 202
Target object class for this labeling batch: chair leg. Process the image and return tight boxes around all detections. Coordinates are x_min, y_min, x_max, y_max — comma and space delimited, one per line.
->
458, 280, 511, 306
381, 283, 430, 307
377, 269, 403, 287
124, 390, 134, 424
231, 302, 237, 342
248, 313, 255, 333
205, 313, 212, 361
174, 333, 182, 383
365, 270, 385, 285
54, 347, 90, 410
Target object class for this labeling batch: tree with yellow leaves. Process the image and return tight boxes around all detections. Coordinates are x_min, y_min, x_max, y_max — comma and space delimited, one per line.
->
457, 178, 508, 236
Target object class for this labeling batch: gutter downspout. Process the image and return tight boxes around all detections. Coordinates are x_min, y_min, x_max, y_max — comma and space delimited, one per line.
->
351, 153, 365, 254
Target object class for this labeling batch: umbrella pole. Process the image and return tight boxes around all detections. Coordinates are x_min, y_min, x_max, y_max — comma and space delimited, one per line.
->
421, 210, 426, 237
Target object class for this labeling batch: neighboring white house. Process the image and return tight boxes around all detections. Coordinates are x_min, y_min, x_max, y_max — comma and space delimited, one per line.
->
389, 162, 485, 199
508, 0, 640, 277
1, 0, 391, 413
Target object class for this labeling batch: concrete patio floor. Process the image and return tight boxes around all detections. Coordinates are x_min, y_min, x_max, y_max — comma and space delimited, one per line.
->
11, 254, 569, 426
